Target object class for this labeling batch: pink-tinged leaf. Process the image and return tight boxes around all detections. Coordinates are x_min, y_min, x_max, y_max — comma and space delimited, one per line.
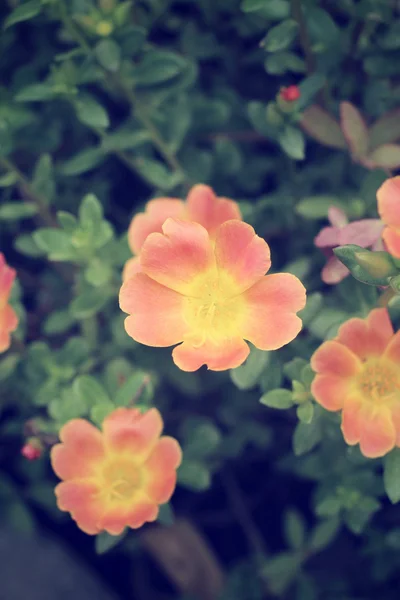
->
300, 105, 347, 150
339, 102, 369, 158
367, 144, 400, 169
369, 109, 400, 151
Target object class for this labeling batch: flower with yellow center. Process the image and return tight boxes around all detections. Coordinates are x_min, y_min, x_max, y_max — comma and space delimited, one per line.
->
51, 408, 182, 535
119, 218, 306, 371
311, 308, 400, 458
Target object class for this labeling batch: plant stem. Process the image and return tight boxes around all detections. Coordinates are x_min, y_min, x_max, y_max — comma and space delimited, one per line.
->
291, 0, 316, 75
0, 156, 56, 227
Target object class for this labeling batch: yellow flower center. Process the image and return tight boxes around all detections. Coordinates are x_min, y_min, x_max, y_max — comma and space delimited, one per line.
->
182, 268, 246, 346
101, 459, 142, 502
358, 359, 400, 403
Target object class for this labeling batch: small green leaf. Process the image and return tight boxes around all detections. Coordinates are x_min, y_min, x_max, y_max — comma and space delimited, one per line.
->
157, 503, 175, 526
0, 354, 20, 381
384, 448, 400, 504
60, 147, 105, 176
33, 228, 76, 261
309, 518, 340, 551
263, 553, 300, 595
183, 421, 221, 459
0, 202, 38, 220
73, 375, 111, 408
95, 38, 121, 72
134, 51, 185, 86
334, 245, 398, 286
178, 460, 211, 491
0, 171, 17, 187
296, 401, 314, 424
90, 401, 116, 426
15, 82, 56, 102
284, 509, 306, 550
230, 347, 269, 390
340, 102, 369, 158
300, 105, 346, 150
4, 0, 41, 29
69, 288, 109, 319
284, 358, 308, 382
75, 95, 109, 129
95, 530, 127, 554
135, 157, 183, 190
43, 310, 75, 335
79, 194, 104, 225
279, 125, 305, 160
293, 415, 322, 456
32, 154, 55, 202
263, 19, 298, 53
260, 388, 294, 409
295, 195, 346, 219
315, 496, 341, 518
14, 233, 44, 257
115, 371, 152, 407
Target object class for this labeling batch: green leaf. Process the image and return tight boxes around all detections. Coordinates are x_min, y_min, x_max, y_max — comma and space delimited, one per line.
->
306, 7, 340, 47
57, 211, 77, 234
15, 82, 56, 102
0, 354, 20, 381
340, 102, 369, 158
135, 157, 183, 190
298, 293, 323, 326
278, 126, 305, 160
4, 0, 41, 29
300, 105, 346, 150
43, 310, 75, 335
263, 19, 298, 53
230, 347, 269, 390
60, 147, 105, 175
384, 448, 400, 504
134, 51, 186, 86
309, 518, 340, 551
75, 95, 109, 129
263, 553, 300, 595
260, 388, 293, 409
293, 415, 322, 456
295, 195, 346, 219
157, 503, 175, 526
14, 233, 44, 257
115, 371, 152, 407
73, 375, 111, 408
90, 401, 116, 426
101, 129, 151, 151
79, 194, 104, 224
95, 38, 121, 72
367, 144, 400, 169
178, 460, 211, 491
0, 202, 38, 220
265, 51, 305, 75
0, 171, 17, 187
95, 530, 127, 554
33, 228, 76, 261
241, 0, 289, 18
69, 288, 109, 319
284, 510, 306, 550
284, 358, 308, 382
297, 74, 326, 110
296, 401, 314, 424
241, 0, 266, 11
183, 421, 221, 459
369, 109, 400, 150
315, 496, 341, 518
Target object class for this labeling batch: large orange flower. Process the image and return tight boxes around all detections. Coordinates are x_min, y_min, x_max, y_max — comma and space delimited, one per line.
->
123, 184, 242, 281
377, 176, 400, 259
51, 408, 182, 535
311, 308, 400, 458
0, 253, 18, 353
119, 218, 306, 372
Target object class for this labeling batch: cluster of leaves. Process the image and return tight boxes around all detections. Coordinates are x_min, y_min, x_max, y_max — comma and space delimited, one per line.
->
2, 0, 400, 599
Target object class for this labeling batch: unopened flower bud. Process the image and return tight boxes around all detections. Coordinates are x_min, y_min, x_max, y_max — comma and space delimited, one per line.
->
280, 85, 301, 102
354, 250, 398, 280
21, 439, 42, 461
96, 20, 113, 36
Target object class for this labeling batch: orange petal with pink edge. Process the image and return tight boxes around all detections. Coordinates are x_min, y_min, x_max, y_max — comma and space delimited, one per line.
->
390, 404, 400, 446
127, 198, 184, 254
311, 374, 349, 411
144, 436, 182, 503
241, 274, 306, 350
377, 176, 400, 229
358, 404, 395, 458
0, 253, 16, 306
310, 340, 362, 377
120, 273, 187, 347
383, 226, 400, 259
341, 395, 363, 445
336, 309, 393, 361
383, 331, 400, 363
122, 256, 141, 282
103, 407, 163, 459
55, 481, 103, 535
140, 219, 214, 294
127, 501, 159, 529
214, 221, 271, 291
172, 338, 250, 372
186, 184, 242, 238
51, 419, 105, 480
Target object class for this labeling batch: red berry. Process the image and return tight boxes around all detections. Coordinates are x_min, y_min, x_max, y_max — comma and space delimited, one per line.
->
280, 85, 301, 102
21, 442, 42, 460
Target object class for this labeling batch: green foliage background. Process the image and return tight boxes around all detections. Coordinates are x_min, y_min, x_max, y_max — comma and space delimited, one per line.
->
2, 0, 400, 598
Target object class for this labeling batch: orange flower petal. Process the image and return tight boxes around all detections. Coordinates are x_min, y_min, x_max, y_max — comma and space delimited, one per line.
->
311, 340, 362, 377
358, 405, 396, 458
186, 184, 242, 237
103, 407, 163, 459
120, 273, 187, 347
55, 481, 103, 535
214, 221, 271, 291
383, 226, 400, 259
336, 309, 393, 361
390, 404, 400, 446
377, 176, 400, 230
383, 330, 400, 363
122, 256, 141, 282
127, 198, 184, 254
99, 502, 158, 535
0, 253, 16, 306
126, 501, 159, 529
311, 374, 349, 411
144, 437, 182, 504
172, 338, 250, 371
140, 219, 214, 294
242, 274, 306, 350
51, 419, 105, 480
341, 395, 363, 445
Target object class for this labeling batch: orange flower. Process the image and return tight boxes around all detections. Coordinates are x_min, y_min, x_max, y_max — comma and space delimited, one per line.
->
51, 408, 182, 535
377, 176, 400, 258
311, 308, 400, 458
119, 218, 306, 372
123, 184, 242, 281
0, 253, 18, 353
